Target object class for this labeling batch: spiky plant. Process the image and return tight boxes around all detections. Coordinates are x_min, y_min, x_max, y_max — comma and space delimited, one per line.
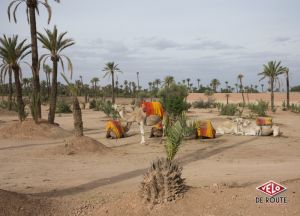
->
61, 73, 83, 137
140, 120, 186, 205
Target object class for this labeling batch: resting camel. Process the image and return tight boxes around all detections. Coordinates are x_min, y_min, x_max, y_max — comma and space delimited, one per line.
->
114, 104, 167, 144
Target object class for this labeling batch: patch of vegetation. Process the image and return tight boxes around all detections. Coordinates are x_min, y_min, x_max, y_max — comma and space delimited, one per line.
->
192, 99, 216, 109
291, 85, 300, 92
282, 100, 287, 111
290, 103, 300, 113
158, 83, 189, 120
89, 99, 97, 109
219, 103, 238, 116
56, 100, 72, 113
247, 100, 269, 116
0, 100, 18, 111
92, 99, 119, 119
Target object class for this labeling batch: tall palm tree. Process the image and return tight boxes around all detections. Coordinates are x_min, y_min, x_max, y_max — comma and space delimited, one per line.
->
284, 68, 290, 109
38, 25, 74, 124
43, 64, 51, 99
8, 0, 60, 119
186, 78, 190, 89
197, 78, 200, 89
163, 76, 174, 88
0, 35, 31, 121
154, 78, 161, 89
261, 84, 264, 92
0, 61, 13, 110
258, 61, 286, 111
90, 77, 99, 97
102, 62, 122, 104
234, 83, 238, 93
237, 74, 245, 106
210, 78, 220, 92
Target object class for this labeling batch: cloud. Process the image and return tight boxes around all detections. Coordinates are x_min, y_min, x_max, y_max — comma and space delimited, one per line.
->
273, 37, 291, 43
180, 39, 244, 51
138, 37, 180, 50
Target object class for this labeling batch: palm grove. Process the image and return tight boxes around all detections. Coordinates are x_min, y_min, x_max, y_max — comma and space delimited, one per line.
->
0, 0, 297, 126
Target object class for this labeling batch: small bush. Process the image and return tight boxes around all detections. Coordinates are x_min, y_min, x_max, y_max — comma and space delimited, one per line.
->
56, 101, 72, 113
220, 103, 238, 116
282, 100, 287, 111
192, 99, 216, 109
248, 100, 269, 116
290, 103, 300, 113
89, 99, 96, 109
0, 100, 18, 112
93, 99, 119, 119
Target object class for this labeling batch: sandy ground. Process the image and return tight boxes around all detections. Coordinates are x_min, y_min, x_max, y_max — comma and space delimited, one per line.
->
0, 99, 300, 215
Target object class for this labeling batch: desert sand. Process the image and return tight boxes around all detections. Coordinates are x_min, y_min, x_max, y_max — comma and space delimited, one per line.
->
0, 94, 299, 216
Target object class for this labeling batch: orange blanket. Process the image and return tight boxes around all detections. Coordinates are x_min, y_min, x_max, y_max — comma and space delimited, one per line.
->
196, 120, 216, 139
256, 117, 272, 126
141, 102, 164, 119
105, 120, 125, 139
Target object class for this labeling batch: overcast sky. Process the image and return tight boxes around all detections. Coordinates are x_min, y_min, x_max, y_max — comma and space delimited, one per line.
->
1, 0, 299, 89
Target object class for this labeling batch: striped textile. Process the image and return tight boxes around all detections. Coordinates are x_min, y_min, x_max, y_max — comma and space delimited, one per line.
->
196, 120, 216, 139
141, 102, 164, 119
256, 117, 272, 126
105, 120, 125, 139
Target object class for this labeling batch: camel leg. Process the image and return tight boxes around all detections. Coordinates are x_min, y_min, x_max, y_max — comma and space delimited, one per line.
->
139, 121, 146, 144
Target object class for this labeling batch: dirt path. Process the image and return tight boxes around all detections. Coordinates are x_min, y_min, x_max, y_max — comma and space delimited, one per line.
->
0, 107, 299, 215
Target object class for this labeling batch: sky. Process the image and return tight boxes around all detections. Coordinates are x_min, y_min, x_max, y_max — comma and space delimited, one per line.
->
0, 0, 299, 89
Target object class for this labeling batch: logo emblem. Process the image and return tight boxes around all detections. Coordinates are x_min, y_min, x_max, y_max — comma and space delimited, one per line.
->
256, 180, 287, 197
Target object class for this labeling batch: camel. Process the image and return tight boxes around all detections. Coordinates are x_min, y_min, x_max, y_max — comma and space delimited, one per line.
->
216, 118, 280, 137
106, 120, 132, 139
114, 105, 166, 144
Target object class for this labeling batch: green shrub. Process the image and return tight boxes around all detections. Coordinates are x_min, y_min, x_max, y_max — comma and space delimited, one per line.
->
0, 100, 18, 111
89, 99, 96, 109
290, 103, 300, 113
282, 100, 287, 111
92, 99, 119, 119
247, 100, 269, 116
56, 100, 72, 113
192, 99, 216, 109
220, 103, 238, 116
158, 84, 189, 120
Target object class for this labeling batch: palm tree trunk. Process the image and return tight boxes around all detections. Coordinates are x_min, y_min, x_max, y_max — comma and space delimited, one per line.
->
28, 1, 41, 119
8, 70, 13, 111
112, 72, 115, 103
271, 78, 274, 111
12, 66, 25, 122
73, 96, 83, 137
286, 74, 290, 109
48, 60, 58, 124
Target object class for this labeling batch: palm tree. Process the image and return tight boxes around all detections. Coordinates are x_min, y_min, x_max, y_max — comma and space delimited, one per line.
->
8, 0, 60, 119
258, 61, 286, 111
261, 84, 264, 92
186, 78, 190, 89
154, 78, 161, 89
234, 83, 239, 93
284, 68, 290, 109
197, 78, 200, 89
210, 78, 220, 92
148, 82, 152, 91
0, 35, 31, 121
43, 64, 51, 99
237, 74, 245, 106
61, 73, 83, 137
38, 25, 74, 124
102, 62, 122, 104
140, 119, 186, 205
0, 62, 13, 110
163, 76, 174, 88
136, 72, 140, 93
90, 77, 99, 97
